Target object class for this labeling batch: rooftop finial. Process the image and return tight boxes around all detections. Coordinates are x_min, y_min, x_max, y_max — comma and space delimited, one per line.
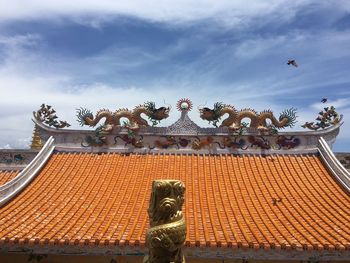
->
35, 104, 70, 129
302, 105, 341, 130
176, 98, 193, 112
30, 125, 43, 150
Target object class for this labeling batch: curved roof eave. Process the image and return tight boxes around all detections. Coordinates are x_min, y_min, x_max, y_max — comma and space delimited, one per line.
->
0, 137, 55, 207
318, 136, 350, 193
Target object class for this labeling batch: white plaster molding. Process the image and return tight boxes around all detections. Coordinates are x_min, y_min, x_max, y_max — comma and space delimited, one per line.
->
318, 137, 350, 192
0, 136, 55, 207
33, 111, 343, 155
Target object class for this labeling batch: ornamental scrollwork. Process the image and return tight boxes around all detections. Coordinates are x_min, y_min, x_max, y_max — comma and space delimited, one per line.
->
302, 106, 341, 130
221, 136, 248, 150
35, 104, 70, 128
114, 134, 144, 148
0, 153, 26, 164
275, 135, 300, 149
153, 136, 179, 149
191, 136, 214, 150
81, 125, 109, 147
149, 137, 191, 150
248, 136, 271, 150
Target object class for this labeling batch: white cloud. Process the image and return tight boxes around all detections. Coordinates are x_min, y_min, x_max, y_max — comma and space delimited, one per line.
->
311, 98, 350, 110
0, 0, 350, 151
0, 53, 299, 149
0, 34, 41, 47
0, 0, 327, 28
234, 35, 289, 60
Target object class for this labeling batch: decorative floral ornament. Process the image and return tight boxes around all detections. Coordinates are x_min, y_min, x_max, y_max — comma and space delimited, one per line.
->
35, 104, 70, 128
302, 106, 341, 130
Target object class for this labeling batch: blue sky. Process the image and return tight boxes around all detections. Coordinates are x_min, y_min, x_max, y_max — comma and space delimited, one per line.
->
0, 1, 350, 151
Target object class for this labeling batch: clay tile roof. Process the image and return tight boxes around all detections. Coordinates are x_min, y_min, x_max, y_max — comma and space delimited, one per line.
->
0, 153, 349, 251
0, 170, 20, 186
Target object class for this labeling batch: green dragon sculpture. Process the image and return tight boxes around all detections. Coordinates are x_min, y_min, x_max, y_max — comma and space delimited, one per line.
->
76, 102, 170, 132
199, 102, 297, 133
144, 180, 186, 263
302, 106, 341, 130
81, 124, 109, 147
76, 108, 134, 133
133, 102, 171, 127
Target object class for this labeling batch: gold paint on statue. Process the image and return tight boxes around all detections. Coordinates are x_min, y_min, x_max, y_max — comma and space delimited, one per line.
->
144, 180, 186, 263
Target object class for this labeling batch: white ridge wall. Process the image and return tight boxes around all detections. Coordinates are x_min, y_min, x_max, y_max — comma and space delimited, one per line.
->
0, 136, 55, 207
318, 137, 350, 192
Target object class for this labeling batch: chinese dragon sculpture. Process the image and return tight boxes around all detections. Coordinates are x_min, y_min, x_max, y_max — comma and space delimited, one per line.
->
81, 125, 109, 147
144, 180, 186, 263
221, 136, 248, 150
134, 101, 171, 126
199, 102, 297, 133
302, 106, 341, 130
114, 134, 144, 148
275, 135, 300, 149
76, 101, 170, 133
248, 136, 271, 150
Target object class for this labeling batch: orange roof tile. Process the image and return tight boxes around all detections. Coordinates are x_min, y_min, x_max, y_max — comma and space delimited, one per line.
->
0, 170, 20, 186
0, 153, 349, 251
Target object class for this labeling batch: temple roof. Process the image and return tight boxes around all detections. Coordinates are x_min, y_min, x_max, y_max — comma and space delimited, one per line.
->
1, 152, 349, 255
0, 101, 349, 260
0, 171, 19, 186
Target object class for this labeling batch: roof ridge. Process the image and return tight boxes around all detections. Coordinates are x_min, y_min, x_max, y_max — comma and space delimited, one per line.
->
318, 137, 350, 193
0, 137, 55, 207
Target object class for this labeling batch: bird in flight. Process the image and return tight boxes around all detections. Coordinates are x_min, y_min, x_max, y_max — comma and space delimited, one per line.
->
287, 59, 298, 67
321, 98, 328, 103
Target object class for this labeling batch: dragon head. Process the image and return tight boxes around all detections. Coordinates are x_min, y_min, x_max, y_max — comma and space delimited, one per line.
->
148, 180, 185, 226
199, 107, 215, 120
151, 106, 171, 120
144, 101, 170, 125
199, 102, 224, 127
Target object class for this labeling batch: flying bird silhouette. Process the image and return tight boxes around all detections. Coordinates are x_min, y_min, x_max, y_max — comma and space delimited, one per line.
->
321, 98, 328, 103
287, 59, 298, 67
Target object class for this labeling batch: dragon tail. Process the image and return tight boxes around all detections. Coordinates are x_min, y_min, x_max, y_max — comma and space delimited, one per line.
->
278, 108, 297, 128
76, 108, 93, 126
